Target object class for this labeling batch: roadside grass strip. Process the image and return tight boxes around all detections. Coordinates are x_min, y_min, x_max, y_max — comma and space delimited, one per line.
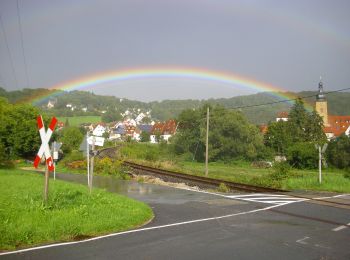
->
0, 169, 153, 251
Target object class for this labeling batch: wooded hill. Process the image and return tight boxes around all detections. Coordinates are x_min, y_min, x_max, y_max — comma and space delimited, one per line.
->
1, 87, 349, 124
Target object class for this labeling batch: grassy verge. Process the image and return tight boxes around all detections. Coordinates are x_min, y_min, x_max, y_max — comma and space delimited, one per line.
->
0, 169, 153, 251
119, 143, 350, 193
57, 116, 101, 127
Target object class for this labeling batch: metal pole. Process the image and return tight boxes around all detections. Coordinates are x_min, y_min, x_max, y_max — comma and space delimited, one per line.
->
90, 137, 95, 194
53, 141, 56, 180
87, 132, 90, 187
205, 107, 209, 177
44, 163, 49, 203
319, 146, 322, 184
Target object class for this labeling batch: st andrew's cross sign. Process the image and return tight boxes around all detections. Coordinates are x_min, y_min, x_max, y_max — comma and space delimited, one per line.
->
33, 115, 57, 171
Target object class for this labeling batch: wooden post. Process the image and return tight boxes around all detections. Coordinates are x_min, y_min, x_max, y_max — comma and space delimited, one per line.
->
87, 132, 90, 187
44, 163, 49, 203
205, 107, 209, 177
89, 137, 95, 194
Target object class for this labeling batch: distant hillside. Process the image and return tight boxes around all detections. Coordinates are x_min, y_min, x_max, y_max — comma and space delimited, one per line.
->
1, 87, 349, 124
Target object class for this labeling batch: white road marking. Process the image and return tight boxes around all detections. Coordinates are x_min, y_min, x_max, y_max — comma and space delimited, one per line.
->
296, 236, 310, 245
332, 225, 348, 232
224, 194, 309, 205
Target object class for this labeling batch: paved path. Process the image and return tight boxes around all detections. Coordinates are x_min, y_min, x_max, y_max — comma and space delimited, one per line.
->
1, 178, 349, 260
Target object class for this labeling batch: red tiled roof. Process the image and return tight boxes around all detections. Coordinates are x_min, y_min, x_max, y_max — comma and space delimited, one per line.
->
259, 125, 268, 134
277, 111, 289, 118
326, 115, 350, 137
151, 120, 177, 135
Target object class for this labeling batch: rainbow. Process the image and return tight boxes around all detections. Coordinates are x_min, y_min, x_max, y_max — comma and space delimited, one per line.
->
27, 67, 313, 110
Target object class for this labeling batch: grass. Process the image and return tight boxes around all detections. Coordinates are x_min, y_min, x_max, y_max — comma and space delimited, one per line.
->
0, 169, 153, 250
57, 116, 101, 127
119, 143, 350, 193
284, 170, 350, 192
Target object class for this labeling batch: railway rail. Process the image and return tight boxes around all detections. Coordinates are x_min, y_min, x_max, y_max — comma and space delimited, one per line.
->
97, 147, 350, 209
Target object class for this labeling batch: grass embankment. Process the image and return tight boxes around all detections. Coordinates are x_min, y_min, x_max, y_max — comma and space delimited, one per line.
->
119, 143, 350, 193
57, 116, 101, 127
0, 169, 153, 251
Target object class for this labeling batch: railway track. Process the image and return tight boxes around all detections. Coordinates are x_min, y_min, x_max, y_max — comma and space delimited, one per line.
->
123, 161, 285, 193
97, 147, 285, 193
96, 147, 350, 208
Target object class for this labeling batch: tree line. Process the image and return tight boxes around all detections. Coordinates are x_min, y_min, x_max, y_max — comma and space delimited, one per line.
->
172, 99, 350, 170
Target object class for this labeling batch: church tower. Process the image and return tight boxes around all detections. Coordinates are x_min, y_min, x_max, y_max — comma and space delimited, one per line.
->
315, 79, 329, 126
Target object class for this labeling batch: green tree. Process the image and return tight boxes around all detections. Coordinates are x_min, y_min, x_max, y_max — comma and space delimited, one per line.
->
288, 98, 326, 144
9, 104, 42, 158
101, 109, 122, 123
265, 98, 326, 161
264, 120, 292, 155
173, 105, 264, 162
326, 134, 350, 169
59, 127, 84, 153
140, 131, 150, 142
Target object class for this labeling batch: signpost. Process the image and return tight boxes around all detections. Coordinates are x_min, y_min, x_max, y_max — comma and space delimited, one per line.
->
34, 115, 57, 203
86, 134, 104, 193
315, 143, 328, 184
51, 141, 62, 180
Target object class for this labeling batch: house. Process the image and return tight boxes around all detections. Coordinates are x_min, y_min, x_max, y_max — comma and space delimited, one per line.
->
92, 124, 107, 137
109, 124, 125, 140
47, 99, 56, 109
276, 112, 289, 122
150, 120, 177, 143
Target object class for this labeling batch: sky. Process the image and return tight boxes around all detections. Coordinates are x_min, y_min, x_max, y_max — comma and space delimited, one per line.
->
0, 0, 349, 101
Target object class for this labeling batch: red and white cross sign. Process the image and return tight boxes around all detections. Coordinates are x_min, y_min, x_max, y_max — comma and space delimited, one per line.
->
33, 116, 57, 171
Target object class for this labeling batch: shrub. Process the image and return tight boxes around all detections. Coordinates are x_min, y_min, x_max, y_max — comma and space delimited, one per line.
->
67, 160, 86, 170
344, 168, 350, 179
218, 183, 229, 193
61, 150, 85, 166
286, 142, 318, 169
267, 161, 295, 188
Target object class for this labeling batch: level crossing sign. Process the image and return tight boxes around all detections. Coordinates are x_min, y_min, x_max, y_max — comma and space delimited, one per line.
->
33, 115, 57, 171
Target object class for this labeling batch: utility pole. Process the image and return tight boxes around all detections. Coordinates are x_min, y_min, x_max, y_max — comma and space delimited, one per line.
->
205, 107, 209, 177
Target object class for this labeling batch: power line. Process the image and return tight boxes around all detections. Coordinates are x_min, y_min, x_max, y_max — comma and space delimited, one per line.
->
227, 87, 350, 110
183, 87, 350, 122
16, 0, 29, 88
0, 13, 18, 88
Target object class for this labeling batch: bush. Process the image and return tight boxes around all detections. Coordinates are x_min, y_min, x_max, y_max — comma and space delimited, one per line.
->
344, 168, 350, 179
267, 162, 296, 188
145, 150, 159, 161
218, 183, 229, 193
287, 142, 318, 169
94, 157, 128, 179
61, 150, 85, 166
327, 134, 350, 169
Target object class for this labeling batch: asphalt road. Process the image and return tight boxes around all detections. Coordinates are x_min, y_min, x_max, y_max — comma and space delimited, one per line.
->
1, 178, 350, 260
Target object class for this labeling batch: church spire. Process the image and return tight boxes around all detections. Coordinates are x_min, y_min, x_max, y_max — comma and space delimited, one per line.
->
316, 77, 325, 101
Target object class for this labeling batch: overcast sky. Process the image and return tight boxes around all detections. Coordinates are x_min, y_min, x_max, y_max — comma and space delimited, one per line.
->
0, 0, 349, 101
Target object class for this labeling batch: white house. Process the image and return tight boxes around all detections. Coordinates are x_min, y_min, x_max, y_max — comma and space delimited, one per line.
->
93, 124, 107, 137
